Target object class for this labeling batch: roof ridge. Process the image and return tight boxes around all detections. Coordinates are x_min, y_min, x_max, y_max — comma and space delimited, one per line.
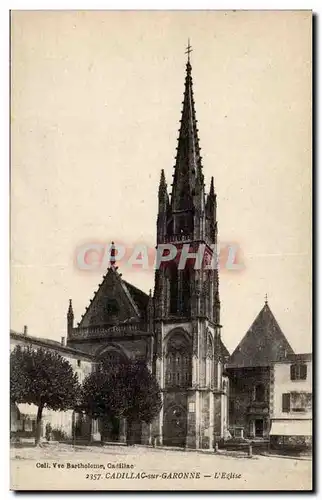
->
122, 279, 149, 297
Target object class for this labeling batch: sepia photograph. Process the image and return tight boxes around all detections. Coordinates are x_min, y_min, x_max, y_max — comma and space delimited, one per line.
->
10, 10, 312, 491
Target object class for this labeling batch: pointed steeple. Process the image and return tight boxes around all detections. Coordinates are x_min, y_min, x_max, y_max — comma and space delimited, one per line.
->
209, 176, 215, 198
159, 169, 166, 192
206, 176, 215, 211
205, 176, 217, 243
67, 298, 74, 335
158, 169, 168, 209
171, 46, 204, 213
67, 298, 74, 319
157, 170, 170, 242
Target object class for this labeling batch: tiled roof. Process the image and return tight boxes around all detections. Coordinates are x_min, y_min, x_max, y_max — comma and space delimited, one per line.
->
228, 302, 294, 368
122, 280, 149, 314
285, 352, 312, 363
10, 330, 94, 359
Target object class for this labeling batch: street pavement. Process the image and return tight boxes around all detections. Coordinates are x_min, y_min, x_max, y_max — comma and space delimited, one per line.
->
10, 442, 312, 491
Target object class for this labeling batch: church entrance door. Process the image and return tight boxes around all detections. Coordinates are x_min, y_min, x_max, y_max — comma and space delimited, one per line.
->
254, 419, 264, 438
163, 405, 187, 447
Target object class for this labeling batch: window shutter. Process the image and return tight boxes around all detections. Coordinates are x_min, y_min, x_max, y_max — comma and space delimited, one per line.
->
282, 393, 291, 412
290, 364, 296, 380
300, 364, 307, 380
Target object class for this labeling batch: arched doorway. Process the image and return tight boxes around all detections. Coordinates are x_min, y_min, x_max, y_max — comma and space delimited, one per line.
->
163, 405, 187, 447
97, 347, 128, 369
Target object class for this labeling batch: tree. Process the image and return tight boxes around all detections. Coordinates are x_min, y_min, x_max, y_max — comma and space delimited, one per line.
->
81, 360, 162, 445
10, 345, 81, 445
81, 363, 126, 414
81, 362, 127, 443
122, 361, 162, 445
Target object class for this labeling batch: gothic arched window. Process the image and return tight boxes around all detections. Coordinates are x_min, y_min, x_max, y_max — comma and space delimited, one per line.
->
165, 332, 192, 388
97, 348, 128, 371
168, 263, 191, 317
178, 266, 191, 315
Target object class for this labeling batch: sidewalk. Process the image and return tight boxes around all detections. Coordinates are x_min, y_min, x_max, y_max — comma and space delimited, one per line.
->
11, 438, 312, 461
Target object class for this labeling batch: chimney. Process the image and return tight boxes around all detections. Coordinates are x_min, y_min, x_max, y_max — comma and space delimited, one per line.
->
61, 336, 66, 346
23, 325, 28, 336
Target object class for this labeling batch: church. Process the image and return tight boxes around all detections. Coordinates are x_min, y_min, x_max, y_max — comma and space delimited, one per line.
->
67, 49, 230, 449
11, 52, 312, 449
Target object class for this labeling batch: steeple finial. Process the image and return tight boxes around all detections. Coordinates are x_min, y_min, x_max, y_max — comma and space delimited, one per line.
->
185, 38, 193, 63
109, 241, 116, 268
265, 293, 268, 305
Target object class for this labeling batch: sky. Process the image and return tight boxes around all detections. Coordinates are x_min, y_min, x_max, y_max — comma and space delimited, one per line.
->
11, 10, 312, 353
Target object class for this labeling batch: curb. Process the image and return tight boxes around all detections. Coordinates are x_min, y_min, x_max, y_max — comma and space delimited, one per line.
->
259, 452, 312, 462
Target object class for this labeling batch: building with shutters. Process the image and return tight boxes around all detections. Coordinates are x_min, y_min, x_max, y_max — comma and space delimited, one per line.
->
270, 353, 312, 449
10, 328, 93, 441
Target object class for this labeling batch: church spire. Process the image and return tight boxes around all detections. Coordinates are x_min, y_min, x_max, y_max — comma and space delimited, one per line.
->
171, 43, 204, 215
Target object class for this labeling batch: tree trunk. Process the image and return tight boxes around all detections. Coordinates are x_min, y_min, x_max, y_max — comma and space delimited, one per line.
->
35, 404, 44, 446
100, 416, 109, 445
88, 418, 93, 444
126, 420, 133, 446
72, 411, 76, 447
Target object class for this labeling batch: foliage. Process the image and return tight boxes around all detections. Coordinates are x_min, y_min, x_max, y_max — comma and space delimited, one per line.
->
122, 360, 162, 424
10, 345, 81, 444
81, 359, 162, 441
81, 361, 129, 419
11, 345, 80, 410
51, 427, 69, 442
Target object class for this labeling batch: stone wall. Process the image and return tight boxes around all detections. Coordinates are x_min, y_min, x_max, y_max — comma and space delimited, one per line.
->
270, 435, 312, 452
228, 366, 270, 438
70, 337, 150, 361
163, 391, 188, 447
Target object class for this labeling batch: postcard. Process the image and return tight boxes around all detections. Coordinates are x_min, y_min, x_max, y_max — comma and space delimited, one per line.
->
10, 10, 312, 491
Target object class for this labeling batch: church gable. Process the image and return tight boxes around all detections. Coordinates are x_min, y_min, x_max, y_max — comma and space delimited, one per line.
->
79, 268, 148, 328
228, 302, 294, 368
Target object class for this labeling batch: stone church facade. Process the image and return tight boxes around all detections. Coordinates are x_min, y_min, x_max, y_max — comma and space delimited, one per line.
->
67, 54, 230, 449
